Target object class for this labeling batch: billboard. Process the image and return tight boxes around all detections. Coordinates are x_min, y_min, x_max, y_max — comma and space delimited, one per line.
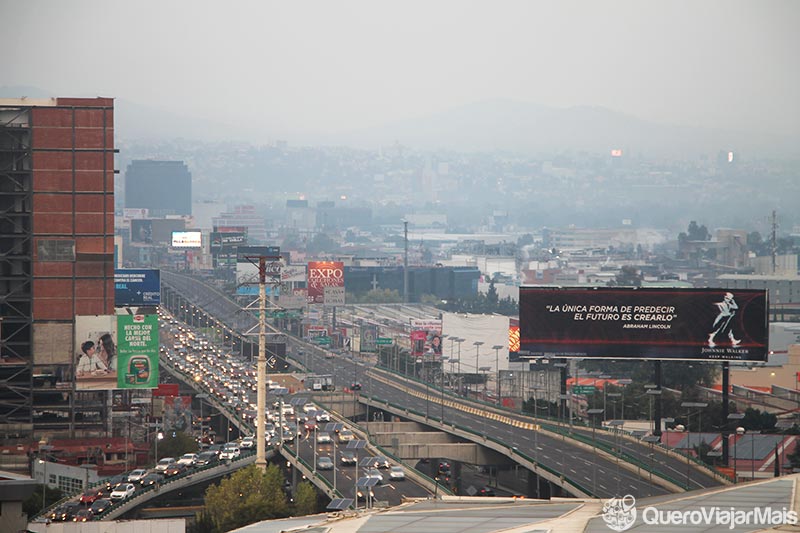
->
171, 230, 202, 248
236, 246, 281, 295
115, 269, 161, 307
360, 324, 378, 353
307, 261, 344, 304
409, 318, 443, 358
130, 219, 153, 244
75, 315, 118, 390
518, 287, 768, 361
116, 313, 159, 389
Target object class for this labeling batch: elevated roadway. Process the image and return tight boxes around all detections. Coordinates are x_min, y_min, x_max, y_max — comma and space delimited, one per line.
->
160, 270, 728, 499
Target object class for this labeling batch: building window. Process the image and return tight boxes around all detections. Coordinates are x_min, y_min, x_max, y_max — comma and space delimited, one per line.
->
37, 239, 75, 262
57, 475, 83, 494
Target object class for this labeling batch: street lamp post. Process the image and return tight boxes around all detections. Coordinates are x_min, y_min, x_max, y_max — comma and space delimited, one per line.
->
455, 339, 464, 395
492, 345, 503, 404
472, 341, 484, 399
645, 386, 662, 434
735, 426, 746, 483
587, 408, 604, 495
680, 401, 708, 490
727, 413, 745, 483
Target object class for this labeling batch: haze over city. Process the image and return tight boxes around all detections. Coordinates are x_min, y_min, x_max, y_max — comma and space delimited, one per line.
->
1, 0, 798, 156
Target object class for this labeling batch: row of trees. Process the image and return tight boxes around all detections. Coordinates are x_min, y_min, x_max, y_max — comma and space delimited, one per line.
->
191, 464, 320, 533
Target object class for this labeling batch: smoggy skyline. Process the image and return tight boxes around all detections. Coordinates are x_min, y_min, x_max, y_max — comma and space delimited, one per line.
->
1, 0, 797, 152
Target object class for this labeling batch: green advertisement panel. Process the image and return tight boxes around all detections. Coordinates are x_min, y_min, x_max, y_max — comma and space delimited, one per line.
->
117, 313, 159, 389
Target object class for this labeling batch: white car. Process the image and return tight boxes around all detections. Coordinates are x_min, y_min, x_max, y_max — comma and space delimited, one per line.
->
155, 458, 176, 471
110, 483, 136, 500
240, 436, 255, 449
316, 432, 332, 444
366, 468, 384, 484
126, 469, 148, 482
303, 403, 318, 414
389, 465, 405, 481
315, 411, 331, 423
220, 446, 240, 460
177, 453, 198, 466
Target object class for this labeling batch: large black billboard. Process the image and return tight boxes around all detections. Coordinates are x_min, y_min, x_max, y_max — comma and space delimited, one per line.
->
519, 287, 768, 361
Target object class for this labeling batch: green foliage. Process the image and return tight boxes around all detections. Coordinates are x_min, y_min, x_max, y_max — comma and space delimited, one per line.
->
436, 291, 517, 316
521, 396, 559, 419
350, 288, 402, 304
306, 233, 338, 255
741, 407, 777, 432
608, 265, 642, 287
203, 464, 289, 533
23, 485, 63, 517
154, 430, 198, 461
293, 481, 319, 515
189, 509, 215, 533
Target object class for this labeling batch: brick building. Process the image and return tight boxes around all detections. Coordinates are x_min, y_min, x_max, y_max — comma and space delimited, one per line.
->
0, 97, 116, 440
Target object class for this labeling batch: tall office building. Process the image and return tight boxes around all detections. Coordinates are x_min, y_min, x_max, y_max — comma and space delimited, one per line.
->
0, 97, 115, 439
124, 160, 191, 217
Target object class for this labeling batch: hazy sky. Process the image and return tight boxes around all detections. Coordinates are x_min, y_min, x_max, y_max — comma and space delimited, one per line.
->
1, 0, 797, 143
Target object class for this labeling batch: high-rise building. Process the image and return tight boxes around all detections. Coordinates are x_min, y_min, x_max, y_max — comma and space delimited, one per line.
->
0, 97, 115, 439
124, 160, 191, 217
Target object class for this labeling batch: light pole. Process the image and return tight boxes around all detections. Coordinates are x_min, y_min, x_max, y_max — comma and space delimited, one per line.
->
492, 345, 503, 404
587, 408, 604, 495
454, 339, 464, 395
727, 412, 745, 483
472, 341, 484, 399
645, 386, 662, 434
735, 426, 745, 483
680, 401, 708, 490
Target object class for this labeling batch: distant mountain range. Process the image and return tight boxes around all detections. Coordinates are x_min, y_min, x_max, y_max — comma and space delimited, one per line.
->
2, 86, 794, 157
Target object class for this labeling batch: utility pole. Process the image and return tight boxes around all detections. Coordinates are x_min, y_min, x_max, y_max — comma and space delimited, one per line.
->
403, 220, 409, 303
256, 256, 268, 471
771, 210, 778, 274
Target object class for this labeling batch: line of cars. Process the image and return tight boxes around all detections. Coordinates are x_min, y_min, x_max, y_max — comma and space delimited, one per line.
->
44, 445, 241, 522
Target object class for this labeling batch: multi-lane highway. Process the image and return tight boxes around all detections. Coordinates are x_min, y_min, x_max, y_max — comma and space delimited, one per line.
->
161, 270, 725, 499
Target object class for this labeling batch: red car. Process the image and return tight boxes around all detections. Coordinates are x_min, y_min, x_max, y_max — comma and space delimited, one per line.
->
79, 488, 104, 505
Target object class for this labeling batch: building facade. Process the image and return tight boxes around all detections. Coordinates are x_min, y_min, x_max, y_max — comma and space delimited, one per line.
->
0, 97, 116, 440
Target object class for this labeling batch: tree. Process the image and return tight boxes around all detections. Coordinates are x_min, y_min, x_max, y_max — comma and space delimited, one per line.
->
153, 430, 198, 461
741, 407, 777, 432
306, 233, 338, 255
23, 485, 63, 518
293, 481, 318, 515
609, 265, 642, 287
203, 464, 289, 532
486, 280, 499, 305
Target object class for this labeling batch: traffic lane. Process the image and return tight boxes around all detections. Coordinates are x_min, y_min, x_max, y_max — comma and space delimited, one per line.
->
287, 346, 712, 493
369, 380, 668, 498
291, 429, 430, 505
566, 425, 719, 490
284, 348, 665, 497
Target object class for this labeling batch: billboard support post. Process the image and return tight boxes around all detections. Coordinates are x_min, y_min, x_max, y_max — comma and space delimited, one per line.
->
654, 360, 663, 437
722, 361, 730, 465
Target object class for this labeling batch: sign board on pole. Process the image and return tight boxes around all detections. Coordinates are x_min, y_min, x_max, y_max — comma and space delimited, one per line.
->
324, 286, 346, 307
519, 287, 768, 361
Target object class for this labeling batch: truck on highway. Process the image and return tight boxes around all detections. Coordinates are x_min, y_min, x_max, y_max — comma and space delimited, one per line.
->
306, 374, 335, 392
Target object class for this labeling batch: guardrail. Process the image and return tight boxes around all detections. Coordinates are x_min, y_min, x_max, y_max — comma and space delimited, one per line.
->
33, 450, 262, 522
368, 364, 729, 489
359, 393, 594, 498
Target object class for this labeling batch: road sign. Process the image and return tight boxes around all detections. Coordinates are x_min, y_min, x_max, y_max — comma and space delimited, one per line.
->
313, 336, 331, 345
376, 337, 393, 345
572, 385, 596, 395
